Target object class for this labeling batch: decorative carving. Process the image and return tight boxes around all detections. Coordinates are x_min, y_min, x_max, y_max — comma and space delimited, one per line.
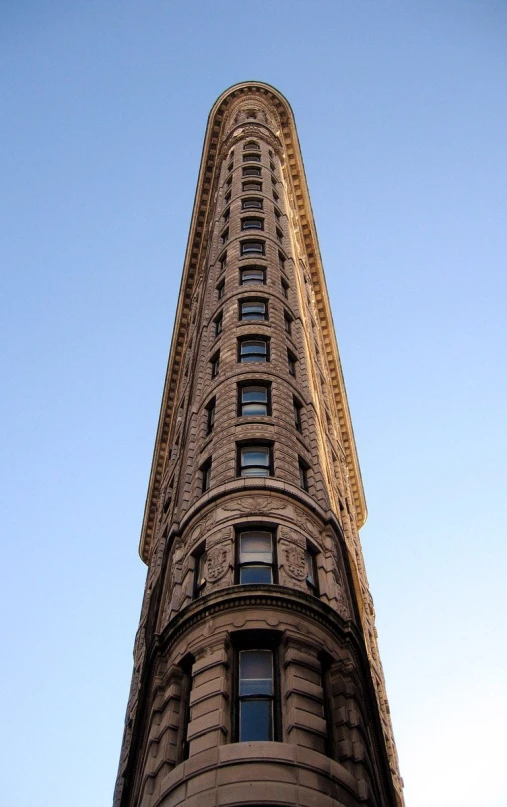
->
206, 546, 229, 583
284, 545, 306, 580
293, 507, 319, 537
222, 496, 288, 515
280, 526, 305, 547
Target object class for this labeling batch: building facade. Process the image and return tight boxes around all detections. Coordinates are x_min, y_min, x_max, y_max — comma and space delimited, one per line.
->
113, 82, 404, 807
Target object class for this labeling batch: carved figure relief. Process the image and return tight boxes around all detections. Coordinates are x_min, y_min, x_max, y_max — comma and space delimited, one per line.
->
284, 545, 306, 581
206, 545, 229, 583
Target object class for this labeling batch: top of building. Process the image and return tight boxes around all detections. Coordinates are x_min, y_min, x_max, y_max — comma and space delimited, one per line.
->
139, 81, 367, 563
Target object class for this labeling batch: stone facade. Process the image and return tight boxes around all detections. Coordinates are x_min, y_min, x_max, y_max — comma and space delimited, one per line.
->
113, 82, 404, 807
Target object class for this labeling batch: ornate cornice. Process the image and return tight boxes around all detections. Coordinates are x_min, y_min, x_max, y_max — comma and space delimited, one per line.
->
139, 81, 367, 563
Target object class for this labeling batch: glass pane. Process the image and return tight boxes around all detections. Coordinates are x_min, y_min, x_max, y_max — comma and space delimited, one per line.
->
239, 650, 273, 695
305, 550, 314, 584
241, 448, 269, 467
242, 402, 267, 415
241, 303, 265, 319
241, 269, 264, 284
240, 531, 272, 564
242, 219, 263, 229
241, 465, 269, 477
240, 565, 273, 584
242, 387, 268, 404
241, 341, 266, 358
239, 700, 272, 742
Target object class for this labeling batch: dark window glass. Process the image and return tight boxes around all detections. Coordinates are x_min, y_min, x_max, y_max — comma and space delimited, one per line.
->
305, 546, 319, 595
274, 207, 281, 221
240, 385, 269, 416
241, 240, 265, 256
242, 180, 263, 193
273, 189, 279, 202
240, 300, 267, 321
241, 217, 264, 231
239, 530, 273, 583
288, 350, 297, 376
281, 278, 289, 298
225, 191, 231, 204
240, 339, 268, 363
223, 207, 230, 222
243, 141, 260, 150
239, 445, 271, 477
217, 279, 225, 300
239, 650, 274, 741
276, 227, 283, 243
206, 398, 216, 435
219, 251, 227, 272
201, 458, 212, 492
242, 197, 263, 211
298, 458, 309, 491
279, 251, 286, 269
284, 311, 292, 334
293, 397, 302, 432
240, 267, 266, 285
215, 312, 223, 336
221, 228, 229, 244
243, 166, 262, 177
194, 546, 207, 598
270, 161, 276, 172
211, 351, 220, 377
243, 152, 261, 162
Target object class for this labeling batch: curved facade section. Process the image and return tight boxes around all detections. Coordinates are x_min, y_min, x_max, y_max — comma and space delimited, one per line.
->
114, 83, 404, 807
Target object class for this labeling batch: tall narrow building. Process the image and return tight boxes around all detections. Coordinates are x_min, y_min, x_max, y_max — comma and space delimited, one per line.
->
114, 82, 404, 807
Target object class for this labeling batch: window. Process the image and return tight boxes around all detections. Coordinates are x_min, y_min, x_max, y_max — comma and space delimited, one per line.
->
243, 140, 260, 150
242, 180, 263, 193
239, 338, 269, 363
210, 350, 220, 378
274, 207, 281, 221
241, 217, 264, 231
276, 227, 283, 243
223, 207, 230, 223
279, 251, 286, 270
241, 240, 265, 256
243, 166, 262, 177
240, 266, 266, 286
242, 197, 263, 211
273, 189, 279, 203
225, 176, 232, 188
201, 458, 212, 492
239, 383, 270, 416
221, 228, 229, 245
228, 161, 234, 172
237, 530, 274, 583
238, 444, 272, 477
298, 457, 309, 491
217, 279, 225, 300
240, 299, 267, 321
214, 311, 223, 336
287, 349, 297, 376
219, 251, 227, 273
270, 160, 276, 172
194, 545, 207, 598
206, 397, 216, 435
284, 311, 293, 334
238, 649, 275, 742
243, 152, 261, 162
281, 277, 289, 298
293, 396, 302, 432
225, 190, 231, 205
305, 544, 319, 595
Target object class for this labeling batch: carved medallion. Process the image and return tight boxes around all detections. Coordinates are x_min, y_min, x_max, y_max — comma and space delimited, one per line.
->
285, 545, 307, 580
206, 546, 229, 582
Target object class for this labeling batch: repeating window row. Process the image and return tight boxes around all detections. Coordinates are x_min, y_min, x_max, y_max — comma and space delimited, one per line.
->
216, 264, 288, 292
200, 443, 310, 492
213, 298, 292, 333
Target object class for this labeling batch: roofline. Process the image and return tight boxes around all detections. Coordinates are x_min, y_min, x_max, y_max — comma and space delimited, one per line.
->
138, 81, 367, 563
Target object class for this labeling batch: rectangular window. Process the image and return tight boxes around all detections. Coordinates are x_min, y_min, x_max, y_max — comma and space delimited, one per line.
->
305, 544, 319, 595
284, 311, 292, 334
239, 384, 270, 416
243, 166, 262, 177
239, 338, 269, 363
274, 207, 281, 221
240, 299, 267, 321
242, 180, 263, 193
221, 228, 229, 245
223, 207, 230, 223
240, 266, 266, 286
201, 458, 212, 493
238, 444, 272, 477
243, 152, 261, 162
210, 350, 220, 378
276, 227, 283, 243
238, 649, 274, 741
219, 251, 227, 273
241, 240, 265, 256
298, 458, 309, 491
241, 217, 264, 231
225, 190, 231, 205
273, 189, 279, 203
242, 197, 263, 211
214, 312, 223, 336
270, 160, 276, 172
194, 545, 207, 598
278, 251, 286, 270
238, 530, 274, 584
228, 161, 234, 172
217, 279, 225, 300
287, 349, 297, 376
206, 397, 216, 435
293, 397, 302, 432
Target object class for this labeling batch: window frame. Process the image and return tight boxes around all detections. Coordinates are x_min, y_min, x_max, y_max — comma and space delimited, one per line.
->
284, 310, 293, 335
287, 349, 297, 376
243, 152, 261, 163
293, 396, 302, 432
242, 180, 263, 193
242, 165, 262, 177
210, 350, 220, 378
243, 140, 260, 151
232, 633, 282, 744
240, 266, 266, 286
201, 457, 212, 493
238, 382, 271, 417
281, 277, 289, 298
242, 197, 263, 211
239, 298, 268, 322
214, 311, 223, 337
241, 216, 264, 231
240, 239, 265, 256
205, 396, 216, 435
236, 527, 276, 585
193, 544, 207, 598
238, 337, 270, 363
216, 278, 225, 300
237, 442, 273, 478
305, 542, 319, 596
298, 457, 309, 491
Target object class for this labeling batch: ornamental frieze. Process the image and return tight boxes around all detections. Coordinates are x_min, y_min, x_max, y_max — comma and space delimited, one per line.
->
221, 495, 289, 516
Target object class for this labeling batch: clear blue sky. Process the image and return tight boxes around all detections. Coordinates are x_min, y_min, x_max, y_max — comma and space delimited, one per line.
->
1, 3, 506, 806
